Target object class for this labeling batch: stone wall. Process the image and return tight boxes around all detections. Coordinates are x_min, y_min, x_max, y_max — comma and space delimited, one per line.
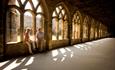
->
0, 0, 4, 56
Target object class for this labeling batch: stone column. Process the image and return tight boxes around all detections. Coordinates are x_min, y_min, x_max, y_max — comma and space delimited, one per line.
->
80, 15, 84, 42
68, 15, 72, 45
32, 15, 36, 37
20, 13, 24, 41
88, 18, 91, 41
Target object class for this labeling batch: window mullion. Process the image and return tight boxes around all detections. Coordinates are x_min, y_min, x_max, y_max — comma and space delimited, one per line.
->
57, 18, 59, 40
62, 19, 64, 39
73, 21, 75, 39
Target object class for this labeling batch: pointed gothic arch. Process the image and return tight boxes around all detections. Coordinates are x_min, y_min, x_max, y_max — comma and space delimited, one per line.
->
52, 3, 69, 40
83, 16, 89, 39
6, 8, 21, 44
72, 11, 82, 40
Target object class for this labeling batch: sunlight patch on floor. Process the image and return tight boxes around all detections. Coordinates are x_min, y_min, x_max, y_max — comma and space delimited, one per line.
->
52, 50, 59, 57
53, 58, 58, 61
59, 48, 66, 54
0, 60, 9, 67
21, 68, 28, 70
74, 45, 81, 49
3, 58, 26, 70
25, 57, 35, 66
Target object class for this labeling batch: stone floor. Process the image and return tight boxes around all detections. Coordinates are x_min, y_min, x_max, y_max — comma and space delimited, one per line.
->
0, 38, 115, 70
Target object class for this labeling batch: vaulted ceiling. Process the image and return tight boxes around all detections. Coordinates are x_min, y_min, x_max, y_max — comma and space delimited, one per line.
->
65, 0, 114, 26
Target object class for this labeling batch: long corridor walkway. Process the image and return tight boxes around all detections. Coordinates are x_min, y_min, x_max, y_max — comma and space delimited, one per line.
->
0, 38, 115, 70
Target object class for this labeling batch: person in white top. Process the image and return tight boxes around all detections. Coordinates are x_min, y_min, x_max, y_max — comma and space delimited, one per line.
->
36, 28, 44, 51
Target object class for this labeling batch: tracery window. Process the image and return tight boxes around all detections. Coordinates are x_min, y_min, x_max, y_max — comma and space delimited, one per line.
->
95, 23, 98, 38
7, 0, 44, 43
83, 16, 89, 39
101, 24, 105, 37
99, 23, 102, 38
52, 5, 68, 40
6, 8, 20, 44
90, 19, 95, 39
72, 11, 81, 39
103, 25, 108, 37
